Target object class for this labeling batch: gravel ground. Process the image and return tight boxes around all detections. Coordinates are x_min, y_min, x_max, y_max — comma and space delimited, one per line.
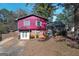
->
0, 38, 25, 56
0, 31, 79, 56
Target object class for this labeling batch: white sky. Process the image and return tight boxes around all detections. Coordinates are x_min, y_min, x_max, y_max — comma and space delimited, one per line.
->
53, 16, 57, 22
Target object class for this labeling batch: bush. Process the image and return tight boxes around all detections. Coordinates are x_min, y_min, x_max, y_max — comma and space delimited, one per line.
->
66, 39, 79, 49
53, 21, 67, 36
0, 23, 6, 34
0, 34, 2, 41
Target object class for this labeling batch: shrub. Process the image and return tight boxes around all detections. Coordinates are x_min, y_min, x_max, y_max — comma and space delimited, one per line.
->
66, 39, 79, 49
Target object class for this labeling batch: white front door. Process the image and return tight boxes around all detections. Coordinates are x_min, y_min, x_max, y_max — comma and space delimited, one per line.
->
20, 31, 30, 40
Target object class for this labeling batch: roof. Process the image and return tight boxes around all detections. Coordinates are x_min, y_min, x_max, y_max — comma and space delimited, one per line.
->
17, 14, 47, 21
53, 21, 65, 27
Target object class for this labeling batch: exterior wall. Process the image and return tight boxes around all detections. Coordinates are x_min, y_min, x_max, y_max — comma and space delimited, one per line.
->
19, 30, 46, 40
30, 30, 46, 39
18, 16, 47, 30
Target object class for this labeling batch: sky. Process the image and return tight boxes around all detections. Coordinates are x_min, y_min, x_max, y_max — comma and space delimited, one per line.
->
0, 3, 64, 14
0, 3, 64, 21
0, 3, 34, 13
54, 7, 64, 14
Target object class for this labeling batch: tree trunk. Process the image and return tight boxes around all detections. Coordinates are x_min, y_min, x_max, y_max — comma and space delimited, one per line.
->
74, 7, 79, 40
0, 34, 2, 41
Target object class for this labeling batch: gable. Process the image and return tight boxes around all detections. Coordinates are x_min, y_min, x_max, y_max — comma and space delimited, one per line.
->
17, 14, 47, 21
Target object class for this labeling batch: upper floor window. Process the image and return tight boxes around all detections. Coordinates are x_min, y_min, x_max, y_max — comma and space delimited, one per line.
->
36, 21, 42, 26
24, 20, 30, 26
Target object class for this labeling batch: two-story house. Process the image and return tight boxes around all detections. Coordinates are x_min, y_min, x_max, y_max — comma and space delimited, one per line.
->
17, 14, 47, 40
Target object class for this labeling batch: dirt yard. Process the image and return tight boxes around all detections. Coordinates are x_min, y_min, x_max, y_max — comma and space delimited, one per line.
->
0, 31, 79, 56
2, 31, 18, 39
19, 38, 79, 56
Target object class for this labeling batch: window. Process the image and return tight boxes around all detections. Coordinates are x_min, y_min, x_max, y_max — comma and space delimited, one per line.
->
36, 21, 42, 26
24, 20, 30, 26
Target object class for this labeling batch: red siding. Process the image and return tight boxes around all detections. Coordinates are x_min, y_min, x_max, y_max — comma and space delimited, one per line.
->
17, 16, 47, 30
